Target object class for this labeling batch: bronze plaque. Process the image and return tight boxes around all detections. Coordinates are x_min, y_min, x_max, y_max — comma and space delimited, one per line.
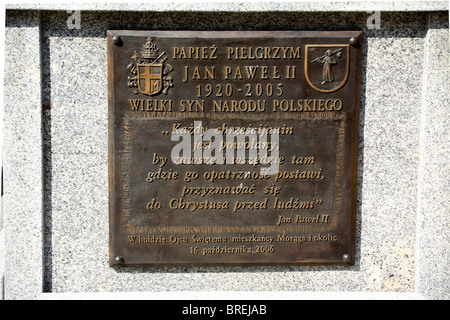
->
108, 31, 362, 266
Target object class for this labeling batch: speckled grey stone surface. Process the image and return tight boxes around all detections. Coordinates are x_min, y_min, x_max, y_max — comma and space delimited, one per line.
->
3, 7, 449, 299
0, 206, 3, 300
3, 11, 43, 300
416, 13, 449, 300
5, 1, 449, 12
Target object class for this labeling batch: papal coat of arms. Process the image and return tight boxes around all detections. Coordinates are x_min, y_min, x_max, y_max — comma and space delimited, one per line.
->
127, 37, 174, 95
305, 44, 349, 93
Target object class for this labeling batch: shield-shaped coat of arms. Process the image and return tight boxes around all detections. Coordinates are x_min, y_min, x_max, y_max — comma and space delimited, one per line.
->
137, 63, 163, 96
305, 44, 349, 93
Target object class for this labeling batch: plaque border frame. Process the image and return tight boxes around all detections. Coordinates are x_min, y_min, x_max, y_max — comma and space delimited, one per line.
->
107, 30, 362, 267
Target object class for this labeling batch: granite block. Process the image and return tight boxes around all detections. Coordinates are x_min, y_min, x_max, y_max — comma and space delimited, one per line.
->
40, 10, 428, 294
4, 11, 43, 300
5, 1, 449, 12
3, 7, 449, 299
416, 13, 449, 300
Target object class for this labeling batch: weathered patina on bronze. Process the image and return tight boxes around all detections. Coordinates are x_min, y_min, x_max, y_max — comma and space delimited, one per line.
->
108, 31, 362, 266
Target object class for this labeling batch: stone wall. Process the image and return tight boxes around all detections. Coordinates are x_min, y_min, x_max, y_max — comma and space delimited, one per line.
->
2, 2, 449, 299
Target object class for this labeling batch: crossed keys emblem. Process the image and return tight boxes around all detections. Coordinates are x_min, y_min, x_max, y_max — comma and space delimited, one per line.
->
127, 37, 174, 96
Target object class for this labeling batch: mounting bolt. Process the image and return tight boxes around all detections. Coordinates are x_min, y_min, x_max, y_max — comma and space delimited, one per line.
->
349, 37, 358, 46
115, 256, 124, 263
343, 254, 352, 263
112, 36, 122, 46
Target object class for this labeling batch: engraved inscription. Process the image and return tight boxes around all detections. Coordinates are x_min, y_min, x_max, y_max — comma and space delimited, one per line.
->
108, 31, 362, 266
